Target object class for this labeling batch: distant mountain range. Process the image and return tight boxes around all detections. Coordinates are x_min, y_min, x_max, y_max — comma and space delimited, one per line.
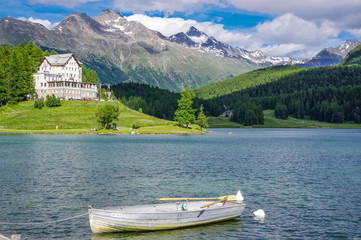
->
298, 40, 361, 68
0, 9, 360, 91
164, 26, 300, 66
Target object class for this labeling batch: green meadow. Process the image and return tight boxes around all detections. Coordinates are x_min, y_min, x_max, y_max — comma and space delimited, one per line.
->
207, 110, 361, 128
0, 101, 204, 134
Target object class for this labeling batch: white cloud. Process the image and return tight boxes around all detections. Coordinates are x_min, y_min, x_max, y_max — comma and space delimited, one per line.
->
114, 0, 221, 14
114, 0, 361, 29
17, 17, 59, 29
348, 29, 361, 39
28, 0, 98, 8
255, 13, 339, 45
226, 0, 361, 23
259, 44, 306, 58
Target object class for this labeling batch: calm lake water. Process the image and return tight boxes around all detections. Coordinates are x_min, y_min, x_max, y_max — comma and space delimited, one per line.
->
0, 129, 361, 239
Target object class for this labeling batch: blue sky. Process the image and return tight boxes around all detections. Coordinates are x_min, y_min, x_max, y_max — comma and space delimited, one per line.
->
1, 0, 361, 59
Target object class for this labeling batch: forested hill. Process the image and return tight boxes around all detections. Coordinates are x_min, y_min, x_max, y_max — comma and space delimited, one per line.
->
111, 83, 180, 120
211, 65, 361, 124
194, 65, 303, 99
339, 45, 361, 66
111, 82, 223, 120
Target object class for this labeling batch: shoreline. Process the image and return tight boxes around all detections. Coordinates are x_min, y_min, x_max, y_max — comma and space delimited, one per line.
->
0, 128, 207, 135
1, 126, 361, 135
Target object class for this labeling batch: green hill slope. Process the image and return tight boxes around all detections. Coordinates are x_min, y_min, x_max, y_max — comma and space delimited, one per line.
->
339, 45, 361, 65
0, 101, 202, 134
194, 65, 303, 99
208, 65, 361, 124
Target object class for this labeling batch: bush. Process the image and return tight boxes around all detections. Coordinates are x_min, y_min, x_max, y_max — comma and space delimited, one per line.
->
46, 94, 61, 107
34, 99, 44, 109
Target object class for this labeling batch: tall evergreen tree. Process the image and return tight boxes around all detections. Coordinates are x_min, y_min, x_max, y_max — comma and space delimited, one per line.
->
174, 87, 196, 128
197, 104, 208, 130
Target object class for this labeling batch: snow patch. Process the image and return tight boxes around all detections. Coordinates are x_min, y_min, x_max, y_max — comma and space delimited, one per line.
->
189, 35, 208, 44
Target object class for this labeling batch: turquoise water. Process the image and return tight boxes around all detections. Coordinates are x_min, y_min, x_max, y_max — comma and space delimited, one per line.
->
0, 129, 360, 239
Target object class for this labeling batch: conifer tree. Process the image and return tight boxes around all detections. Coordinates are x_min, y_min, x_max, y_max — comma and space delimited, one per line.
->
174, 87, 196, 128
197, 104, 208, 130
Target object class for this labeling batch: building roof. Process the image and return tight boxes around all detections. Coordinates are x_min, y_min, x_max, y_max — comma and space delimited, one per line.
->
43, 53, 82, 67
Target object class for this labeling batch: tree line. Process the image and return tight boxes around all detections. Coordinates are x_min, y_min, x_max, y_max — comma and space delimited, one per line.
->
111, 82, 223, 120
0, 41, 57, 106
212, 65, 361, 124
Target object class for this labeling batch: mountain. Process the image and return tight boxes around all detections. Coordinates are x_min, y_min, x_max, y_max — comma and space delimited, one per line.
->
0, 10, 259, 91
167, 26, 301, 66
339, 45, 361, 65
298, 40, 361, 68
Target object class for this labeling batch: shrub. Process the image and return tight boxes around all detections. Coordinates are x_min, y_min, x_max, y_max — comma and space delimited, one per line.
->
46, 94, 61, 107
34, 99, 44, 109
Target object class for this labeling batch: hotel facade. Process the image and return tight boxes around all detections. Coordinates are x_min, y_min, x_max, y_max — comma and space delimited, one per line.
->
33, 54, 98, 100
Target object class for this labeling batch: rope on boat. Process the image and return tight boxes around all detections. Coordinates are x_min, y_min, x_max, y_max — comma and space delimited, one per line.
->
0, 212, 88, 225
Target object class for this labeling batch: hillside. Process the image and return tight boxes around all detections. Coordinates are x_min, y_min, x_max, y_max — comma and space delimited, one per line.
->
339, 45, 361, 65
194, 65, 303, 99
207, 65, 361, 125
0, 101, 203, 134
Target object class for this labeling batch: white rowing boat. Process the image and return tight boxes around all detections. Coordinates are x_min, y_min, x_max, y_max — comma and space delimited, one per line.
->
88, 191, 245, 233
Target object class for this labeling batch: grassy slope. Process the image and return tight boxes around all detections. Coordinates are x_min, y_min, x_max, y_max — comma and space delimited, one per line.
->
207, 110, 361, 128
0, 101, 203, 134
207, 116, 242, 128
194, 65, 303, 99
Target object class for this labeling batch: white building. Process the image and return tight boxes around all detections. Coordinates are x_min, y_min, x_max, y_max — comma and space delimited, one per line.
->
33, 53, 98, 100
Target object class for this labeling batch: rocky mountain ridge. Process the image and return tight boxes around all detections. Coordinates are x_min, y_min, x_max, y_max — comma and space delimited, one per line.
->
166, 26, 301, 66
298, 40, 361, 68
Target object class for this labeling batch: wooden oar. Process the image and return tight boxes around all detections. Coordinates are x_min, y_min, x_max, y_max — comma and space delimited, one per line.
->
157, 195, 236, 201
200, 197, 228, 209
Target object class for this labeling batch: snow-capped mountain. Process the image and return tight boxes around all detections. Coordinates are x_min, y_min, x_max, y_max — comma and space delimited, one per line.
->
167, 26, 301, 66
334, 40, 361, 58
298, 40, 361, 68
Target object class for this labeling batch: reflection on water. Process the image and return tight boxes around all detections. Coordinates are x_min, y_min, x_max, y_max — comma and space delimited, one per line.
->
91, 219, 244, 240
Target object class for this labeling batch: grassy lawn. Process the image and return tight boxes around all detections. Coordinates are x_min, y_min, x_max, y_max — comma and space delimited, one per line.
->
207, 116, 242, 128
259, 110, 361, 128
208, 110, 361, 128
0, 101, 204, 134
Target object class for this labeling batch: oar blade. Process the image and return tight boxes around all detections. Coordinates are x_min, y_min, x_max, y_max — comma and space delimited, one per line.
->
158, 195, 236, 201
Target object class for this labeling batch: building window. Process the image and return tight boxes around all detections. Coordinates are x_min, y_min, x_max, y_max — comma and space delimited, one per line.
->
44, 83, 47, 87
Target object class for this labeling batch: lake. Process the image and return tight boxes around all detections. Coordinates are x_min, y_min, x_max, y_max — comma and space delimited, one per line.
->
0, 129, 360, 239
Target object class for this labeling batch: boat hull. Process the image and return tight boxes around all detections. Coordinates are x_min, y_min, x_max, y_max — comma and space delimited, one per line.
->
89, 201, 245, 233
